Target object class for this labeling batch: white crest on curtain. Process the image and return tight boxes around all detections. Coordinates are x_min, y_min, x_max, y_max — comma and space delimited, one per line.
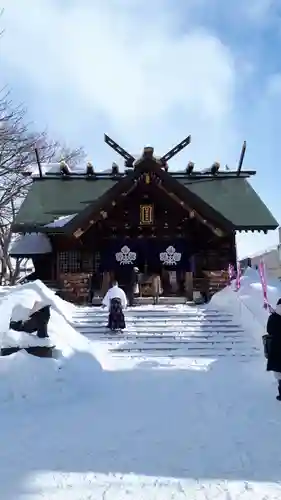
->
115, 245, 137, 265
160, 245, 181, 265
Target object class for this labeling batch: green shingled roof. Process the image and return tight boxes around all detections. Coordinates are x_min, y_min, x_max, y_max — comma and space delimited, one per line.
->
14, 178, 118, 227
13, 173, 278, 232
178, 177, 278, 229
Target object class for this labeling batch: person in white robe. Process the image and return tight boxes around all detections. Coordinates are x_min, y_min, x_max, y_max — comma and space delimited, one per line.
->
102, 281, 127, 331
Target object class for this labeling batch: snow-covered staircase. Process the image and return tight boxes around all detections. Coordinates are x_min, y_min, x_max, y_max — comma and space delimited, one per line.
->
71, 305, 260, 360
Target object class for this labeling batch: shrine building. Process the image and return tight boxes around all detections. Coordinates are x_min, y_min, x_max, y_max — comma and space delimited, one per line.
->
10, 135, 278, 304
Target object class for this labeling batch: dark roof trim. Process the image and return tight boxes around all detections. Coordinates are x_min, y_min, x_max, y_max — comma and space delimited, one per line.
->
236, 225, 278, 231
13, 224, 277, 235
28, 170, 256, 181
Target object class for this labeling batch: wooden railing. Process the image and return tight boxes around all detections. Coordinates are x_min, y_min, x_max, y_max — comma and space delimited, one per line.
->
193, 270, 229, 297
58, 272, 91, 304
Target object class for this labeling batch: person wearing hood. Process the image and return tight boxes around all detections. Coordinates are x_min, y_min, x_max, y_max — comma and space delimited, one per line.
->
266, 298, 281, 401
102, 281, 127, 332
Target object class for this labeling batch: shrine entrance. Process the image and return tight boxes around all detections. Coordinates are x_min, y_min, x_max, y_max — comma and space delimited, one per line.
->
99, 237, 192, 297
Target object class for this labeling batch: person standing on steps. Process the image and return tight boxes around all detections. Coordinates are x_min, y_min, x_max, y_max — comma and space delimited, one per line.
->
266, 298, 281, 401
152, 274, 162, 305
128, 266, 139, 307
102, 280, 127, 332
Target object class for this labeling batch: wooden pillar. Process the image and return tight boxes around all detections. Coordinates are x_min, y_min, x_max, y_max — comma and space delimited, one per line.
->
101, 272, 111, 296
185, 271, 193, 301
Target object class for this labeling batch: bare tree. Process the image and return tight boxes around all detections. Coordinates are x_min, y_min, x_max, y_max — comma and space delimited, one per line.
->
0, 90, 86, 285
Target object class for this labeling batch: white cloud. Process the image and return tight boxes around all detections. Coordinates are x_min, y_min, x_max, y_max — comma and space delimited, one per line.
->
0, 0, 237, 166
0, 0, 279, 259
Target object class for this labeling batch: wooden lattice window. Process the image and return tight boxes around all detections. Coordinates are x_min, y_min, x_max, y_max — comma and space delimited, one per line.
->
59, 251, 81, 273
81, 253, 94, 273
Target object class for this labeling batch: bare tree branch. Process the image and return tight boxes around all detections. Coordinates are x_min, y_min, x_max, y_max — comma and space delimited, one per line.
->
0, 89, 86, 284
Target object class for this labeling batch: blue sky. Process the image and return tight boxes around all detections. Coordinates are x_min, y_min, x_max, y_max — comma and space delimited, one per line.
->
0, 0, 280, 258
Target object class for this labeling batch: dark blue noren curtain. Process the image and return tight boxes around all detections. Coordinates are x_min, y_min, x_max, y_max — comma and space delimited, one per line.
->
100, 239, 139, 271
151, 239, 192, 271
100, 238, 194, 272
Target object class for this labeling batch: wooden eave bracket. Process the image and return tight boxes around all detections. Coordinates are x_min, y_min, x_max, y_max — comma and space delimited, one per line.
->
158, 183, 226, 237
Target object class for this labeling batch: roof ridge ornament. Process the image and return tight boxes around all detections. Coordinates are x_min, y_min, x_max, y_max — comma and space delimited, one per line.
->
86, 162, 95, 176
60, 160, 71, 176
104, 134, 135, 168
159, 135, 191, 165
104, 133, 192, 170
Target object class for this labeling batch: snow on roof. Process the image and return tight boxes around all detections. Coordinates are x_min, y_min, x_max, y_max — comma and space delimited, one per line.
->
30, 165, 115, 177
28, 162, 62, 176
44, 214, 77, 228
28, 162, 86, 177
9, 233, 52, 256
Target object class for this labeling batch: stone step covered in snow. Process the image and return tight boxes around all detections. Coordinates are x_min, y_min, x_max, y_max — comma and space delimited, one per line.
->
71, 305, 260, 360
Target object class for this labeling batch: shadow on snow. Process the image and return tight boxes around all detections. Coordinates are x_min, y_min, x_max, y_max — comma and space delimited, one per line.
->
0, 350, 280, 498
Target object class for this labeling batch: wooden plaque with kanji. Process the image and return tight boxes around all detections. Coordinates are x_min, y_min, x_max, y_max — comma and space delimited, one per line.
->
140, 204, 154, 225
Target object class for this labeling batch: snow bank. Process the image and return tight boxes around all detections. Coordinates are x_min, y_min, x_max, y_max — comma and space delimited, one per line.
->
0, 280, 103, 403
0, 280, 75, 335
211, 267, 281, 340
0, 286, 12, 299
0, 351, 60, 404
0, 280, 100, 363
2, 331, 53, 348
0, 348, 105, 405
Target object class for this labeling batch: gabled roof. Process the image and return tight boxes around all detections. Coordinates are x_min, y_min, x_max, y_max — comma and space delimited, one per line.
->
12, 161, 278, 234
64, 162, 233, 235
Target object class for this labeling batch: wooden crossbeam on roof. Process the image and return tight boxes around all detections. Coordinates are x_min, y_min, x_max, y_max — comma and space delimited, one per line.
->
160, 135, 191, 164
104, 134, 135, 164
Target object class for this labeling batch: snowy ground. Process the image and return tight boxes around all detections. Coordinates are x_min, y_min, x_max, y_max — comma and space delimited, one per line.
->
0, 274, 281, 499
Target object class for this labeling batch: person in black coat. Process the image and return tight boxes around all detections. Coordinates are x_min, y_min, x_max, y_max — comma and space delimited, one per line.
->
127, 267, 139, 307
266, 298, 281, 401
